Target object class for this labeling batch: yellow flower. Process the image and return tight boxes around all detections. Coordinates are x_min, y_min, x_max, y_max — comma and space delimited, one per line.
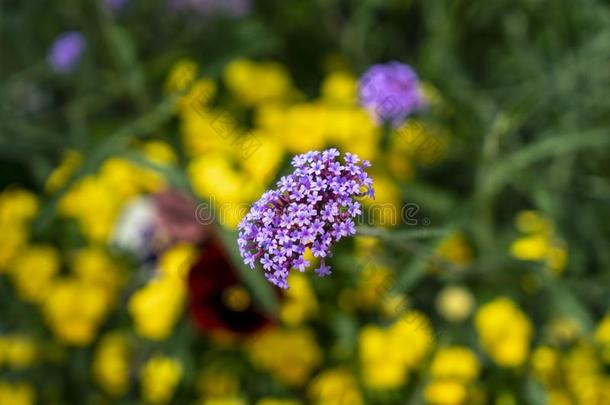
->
197, 367, 239, 398
391, 120, 447, 167
9, 245, 60, 303
247, 328, 322, 387
139, 140, 177, 166
202, 398, 247, 405
140, 355, 182, 404
93, 333, 130, 397
515, 210, 550, 234
308, 368, 363, 405
59, 176, 122, 242
547, 316, 581, 345
435, 233, 473, 270
355, 262, 394, 311
430, 347, 480, 382
280, 272, 318, 327
224, 59, 293, 106
165, 58, 216, 112
240, 131, 284, 183
359, 311, 434, 389
165, 58, 198, 95
321, 71, 357, 105
531, 346, 560, 385
279, 103, 330, 153
188, 153, 262, 228
475, 297, 532, 367
43, 278, 108, 345
546, 390, 572, 405
0, 335, 36, 368
0, 188, 38, 270
424, 379, 467, 405
0, 188, 39, 226
510, 210, 568, 275
45, 150, 82, 193
128, 276, 185, 341
256, 398, 300, 405
0, 381, 35, 405
510, 234, 549, 261
594, 314, 610, 363
364, 175, 401, 227
0, 224, 27, 271
435, 285, 474, 323
72, 247, 123, 303
158, 242, 197, 282
98, 157, 148, 199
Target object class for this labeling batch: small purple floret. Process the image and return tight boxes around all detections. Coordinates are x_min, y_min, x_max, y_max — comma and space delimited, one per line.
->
237, 149, 374, 289
47, 31, 87, 74
358, 61, 426, 127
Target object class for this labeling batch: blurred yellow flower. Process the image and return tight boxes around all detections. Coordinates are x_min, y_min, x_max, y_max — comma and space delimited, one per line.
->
321, 71, 357, 105
165, 58, 198, 94
430, 346, 480, 382
364, 175, 401, 227
93, 332, 130, 397
45, 150, 82, 193
424, 379, 467, 405
247, 328, 322, 387
308, 368, 363, 405
435, 285, 474, 323
0, 188, 38, 270
197, 367, 240, 398
435, 233, 473, 271
475, 297, 532, 367
43, 278, 108, 345
256, 398, 300, 405
140, 355, 182, 404
224, 59, 293, 106
139, 140, 178, 166
0, 335, 37, 368
360, 311, 433, 389
0, 224, 27, 271
202, 398, 246, 405
0, 188, 39, 226
531, 346, 560, 385
0, 381, 35, 405
510, 210, 568, 275
594, 314, 610, 363
391, 120, 447, 167
547, 316, 582, 345
280, 272, 318, 326
128, 276, 185, 341
165, 58, 216, 112
9, 245, 60, 303
158, 242, 197, 281
59, 176, 122, 242
72, 247, 123, 303
356, 262, 394, 311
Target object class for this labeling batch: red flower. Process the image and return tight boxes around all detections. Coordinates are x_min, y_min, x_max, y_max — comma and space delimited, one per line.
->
188, 239, 274, 337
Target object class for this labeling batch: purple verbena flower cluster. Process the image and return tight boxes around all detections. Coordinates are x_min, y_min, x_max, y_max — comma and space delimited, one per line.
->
358, 61, 426, 128
238, 149, 374, 289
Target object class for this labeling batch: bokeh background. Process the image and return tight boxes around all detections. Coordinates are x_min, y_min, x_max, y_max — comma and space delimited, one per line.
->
1, 1, 610, 404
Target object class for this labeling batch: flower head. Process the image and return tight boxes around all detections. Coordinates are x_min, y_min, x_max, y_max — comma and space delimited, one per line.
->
238, 149, 374, 289
47, 31, 86, 74
358, 61, 425, 127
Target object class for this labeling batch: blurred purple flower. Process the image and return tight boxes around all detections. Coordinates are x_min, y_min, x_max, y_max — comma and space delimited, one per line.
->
170, 0, 250, 17
238, 149, 374, 289
358, 61, 426, 127
47, 31, 86, 74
